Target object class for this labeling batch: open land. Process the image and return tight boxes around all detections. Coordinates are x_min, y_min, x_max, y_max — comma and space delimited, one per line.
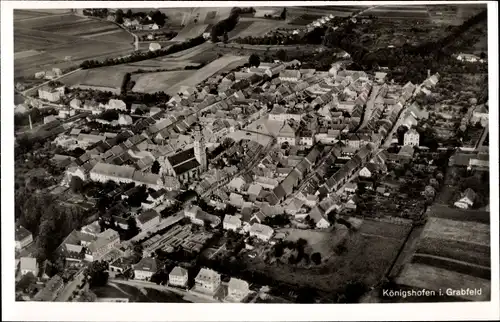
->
131, 71, 196, 93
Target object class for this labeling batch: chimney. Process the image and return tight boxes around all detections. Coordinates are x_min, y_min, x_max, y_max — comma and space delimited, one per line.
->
29, 114, 33, 130
427, 69, 431, 78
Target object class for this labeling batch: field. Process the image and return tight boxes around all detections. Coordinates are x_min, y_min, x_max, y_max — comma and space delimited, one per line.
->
162, 42, 215, 59
395, 263, 490, 301
131, 71, 196, 93
166, 55, 248, 95
360, 6, 431, 20
171, 24, 209, 41
228, 21, 255, 39
243, 220, 408, 295
289, 14, 324, 26
14, 11, 135, 78
57, 67, 128, 93
280, 226, 350, 260
421, 217, 490, 246
234, 19, 291, 38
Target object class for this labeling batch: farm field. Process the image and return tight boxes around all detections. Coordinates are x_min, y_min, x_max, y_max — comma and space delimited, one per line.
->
421, 217, 490, 246
235, 19, 291, 38
131, 70, 196, 93
14, 11, 136, 78
57, 67, 128, 93
14, 9, 55, 20
162, 42, 215, 60
171, 24, 209, 41
359, 7, 431, 20
166, 55, 248, 95
411, 253, 490, 280
125, 59, 196, 70
395, 263, 490, 301
428, 204, 490, 224
228, 21, 255, 39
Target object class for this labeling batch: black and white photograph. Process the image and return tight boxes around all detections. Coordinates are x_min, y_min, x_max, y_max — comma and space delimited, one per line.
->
1, 1, 499, 321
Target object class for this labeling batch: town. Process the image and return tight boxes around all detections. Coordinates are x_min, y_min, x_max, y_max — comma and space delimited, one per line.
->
13, 4, 491, 304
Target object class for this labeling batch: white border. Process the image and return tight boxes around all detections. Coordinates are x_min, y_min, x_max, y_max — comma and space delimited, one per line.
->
2, 1, 499, 321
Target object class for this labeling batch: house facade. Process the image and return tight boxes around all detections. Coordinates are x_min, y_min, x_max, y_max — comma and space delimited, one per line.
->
133, 257, 158, 281
169, 266, 188, 288
194, 268, 221, 294
404, 128, 420, 146
15, 226, 33, 250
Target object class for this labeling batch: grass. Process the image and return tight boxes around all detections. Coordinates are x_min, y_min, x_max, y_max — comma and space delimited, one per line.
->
411, 254, 490, 280
57, 67, 127, 93
428, 204, 490, 224
280, 226, 349, 259
243, 220, 407, 295
395, 263, 490, 301
93, 283, 188, 302
131, 70, 196, 93
228, 21, 254, 39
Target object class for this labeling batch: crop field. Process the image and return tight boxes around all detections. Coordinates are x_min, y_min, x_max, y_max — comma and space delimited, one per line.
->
131, 70, 196, 93
289, 14, 324, 26
166, 55, 248, 95
57, 67, 128, 93
162, 42, 215, 60
411, 254, 490, 280
171, 24, 209, 41
359, 7, 431, 20
14, 9, 54, 20
235, 19, 291, 38
395, 263, 490, 301
421, 217, 490, 246
228, 21, 255, 39
429, 204, 490, 224
415, 237, 490, 268
14, 12, 135, 78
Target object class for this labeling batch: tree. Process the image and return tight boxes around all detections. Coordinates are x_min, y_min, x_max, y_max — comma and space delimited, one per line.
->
85, 261, 109, 287
16, 272, 37, 292
311, 252, 322, 265
223, 32, 229, 44
280, 7, 287, 20
125, 9, 132, 19
248, 54, 260, 67
151, 160, 161, 174
78, 290, 97, 302
276, 49, 287, 61
115, 9, 124, 24
70, 176, 84, 193
126, 216, 140, 239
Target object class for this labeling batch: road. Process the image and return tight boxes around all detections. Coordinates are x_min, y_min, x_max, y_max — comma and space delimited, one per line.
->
20, 68, 83, 97
55, 269, 86, 302
109, 278, 220, 303
358, 85, 381, 130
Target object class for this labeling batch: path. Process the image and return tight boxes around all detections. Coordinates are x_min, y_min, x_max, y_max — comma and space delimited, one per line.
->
55, 269, 85, 302
20, 68, 82, 96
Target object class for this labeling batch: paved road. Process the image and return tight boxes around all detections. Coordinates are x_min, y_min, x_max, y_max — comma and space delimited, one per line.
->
55, 269, 85, 302
109, 278, 220, 303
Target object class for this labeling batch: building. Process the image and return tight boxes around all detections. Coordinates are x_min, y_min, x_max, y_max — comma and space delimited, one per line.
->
89, 162, 164, 190
194, 268, 221, 294
223, 215, 242, 231
279, 70, 301, 82
38, 86, 64, 102
277, 122, 297, 146
454, 188, 476, 209
149, 42, 161, 51
193, 125, 207, 172
404, 128, 420, 146
86, 229, 120, 262
169, 266, 188, 288
226, 278, 250, 302
19, 257, 38, 276
136, 210, 161, 231
133, 257, 158, 281
33, 275, 64, 301
184, 205, 221, 228
15, 226, 33, 250
375, 72, 387, 83
456, 53, 482, 63
249, 223, 274, 241
106, 99, 127, 111
44, 115, 58, 124
162, 148, 201, 184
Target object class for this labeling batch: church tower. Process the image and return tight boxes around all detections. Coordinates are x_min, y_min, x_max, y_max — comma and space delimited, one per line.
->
194, 125, 207, 172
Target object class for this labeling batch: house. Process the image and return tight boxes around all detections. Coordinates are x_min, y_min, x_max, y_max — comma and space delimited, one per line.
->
277, 122, 297, 146
33, 275, 64, 301
15, 226, 33, 250
118, 114, 133, 126
223, 215, 242, 231
404, 128, 420, 146
194, 268, 221, 294
106, 99, 127, 111
375, 72, 387, 83
454, 188, 476, 209
80, 221, 102, 237
344, 182, 357, 193
279, 70, 301, 82
308, 206, 330, 228
20, 257, 38, 276
169, 266, 188, 288
136, 210, 161, 231
184, 205, 221, 228
359, 163, 382, 178
38, 86, 64, 102
470, 105, 488, 127
249, 223, 274, 241
162, 147, 202, 184
44, 115, 58, 124
398, 145, 415, 160
456, 53, 482, 63
226, 278, 250, 302
86, 229, 120, 262
133, 257, 158, 281
227, 177, 245, 192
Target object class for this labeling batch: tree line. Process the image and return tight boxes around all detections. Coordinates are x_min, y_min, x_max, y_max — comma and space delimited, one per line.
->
80, 36, 206, 69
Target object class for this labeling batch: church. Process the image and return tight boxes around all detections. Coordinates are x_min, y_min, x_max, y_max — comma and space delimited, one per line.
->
161, 126, 207, 184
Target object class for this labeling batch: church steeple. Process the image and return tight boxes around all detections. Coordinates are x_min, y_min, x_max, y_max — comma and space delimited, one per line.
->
194, 125, 207, 172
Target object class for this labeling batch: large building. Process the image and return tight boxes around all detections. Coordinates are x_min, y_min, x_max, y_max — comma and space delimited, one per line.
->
15, 225, 33, 250
133, 257, 158, 281
194, 268, 221, 294
169, 266, 189, 288
86, 229, 120, 262
89, 162, 164, 190
38, 86, 65, 102
404, 128, 420, 147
